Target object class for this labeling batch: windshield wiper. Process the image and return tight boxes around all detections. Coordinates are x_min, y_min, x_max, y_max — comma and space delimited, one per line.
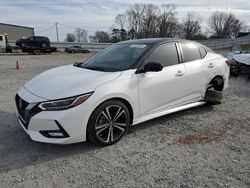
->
82, 66, 106, 71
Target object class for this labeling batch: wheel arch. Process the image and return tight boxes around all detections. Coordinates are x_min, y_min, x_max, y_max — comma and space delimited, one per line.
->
90, 97, 134, 125
209, 75, 224, 91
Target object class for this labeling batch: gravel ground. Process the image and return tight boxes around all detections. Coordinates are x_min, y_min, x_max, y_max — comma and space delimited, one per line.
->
0, 53, 249, 188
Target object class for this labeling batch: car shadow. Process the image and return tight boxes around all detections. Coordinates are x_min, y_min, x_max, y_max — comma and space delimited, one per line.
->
0, 111, 98, 172
0, 104, 213, 172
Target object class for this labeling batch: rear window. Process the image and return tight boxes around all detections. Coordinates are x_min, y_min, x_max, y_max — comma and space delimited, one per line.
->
199, 47, 207, 58
181, 43, 201, 62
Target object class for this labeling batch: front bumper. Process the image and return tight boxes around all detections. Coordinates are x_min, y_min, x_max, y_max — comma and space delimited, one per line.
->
16, 87, 92, 144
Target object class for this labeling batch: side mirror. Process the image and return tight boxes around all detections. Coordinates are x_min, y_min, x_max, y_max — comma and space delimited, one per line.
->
136, 62, 163, 74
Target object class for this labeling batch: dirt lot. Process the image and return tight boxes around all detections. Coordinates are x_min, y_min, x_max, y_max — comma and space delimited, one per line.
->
0, 53, 249, 188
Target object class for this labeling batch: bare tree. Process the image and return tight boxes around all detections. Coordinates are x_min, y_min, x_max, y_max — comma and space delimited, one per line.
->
181, 12, 201, 39
157, 4, 178, 38
115, 14, 126, 29
89, 35, 98, 43
208, 11, 245, 38
118, 3, 179, 39
126, 3, 146, 39
95, 31, 110, 43
74, 28, 88, 42
65, 33, 76, 42
142, 4, 160, 38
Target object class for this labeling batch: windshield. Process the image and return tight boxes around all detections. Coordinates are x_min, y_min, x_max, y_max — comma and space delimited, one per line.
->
245, 48, 250, 54
231, 43, 243, 53
79, 43, 150, 71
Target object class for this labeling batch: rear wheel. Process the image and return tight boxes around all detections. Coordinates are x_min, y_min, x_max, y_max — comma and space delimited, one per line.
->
204, 77, 224, 105
87, 100, 130, 146
204, 90, 222, 105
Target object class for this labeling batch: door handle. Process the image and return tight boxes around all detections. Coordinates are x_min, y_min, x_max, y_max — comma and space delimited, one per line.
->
208, 63, 214, 68
175, 70, 184, 76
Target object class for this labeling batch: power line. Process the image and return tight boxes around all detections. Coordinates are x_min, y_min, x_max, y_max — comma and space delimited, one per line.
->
35, 24, 56, 33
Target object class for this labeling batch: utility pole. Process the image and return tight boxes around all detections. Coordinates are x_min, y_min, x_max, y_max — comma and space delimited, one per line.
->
55, 22, 59, 42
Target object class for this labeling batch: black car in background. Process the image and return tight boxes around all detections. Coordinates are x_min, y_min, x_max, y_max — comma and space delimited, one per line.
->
15, 36, 56, 55
65, 46, 90, 53
16, 36, 51, 48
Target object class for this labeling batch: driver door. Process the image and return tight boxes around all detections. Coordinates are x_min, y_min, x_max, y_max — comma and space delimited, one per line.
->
137, 43, 189, 116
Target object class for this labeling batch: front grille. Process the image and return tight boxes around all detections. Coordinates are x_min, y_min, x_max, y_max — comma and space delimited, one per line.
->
15, 94, 42, 129
15, 94, 29, 121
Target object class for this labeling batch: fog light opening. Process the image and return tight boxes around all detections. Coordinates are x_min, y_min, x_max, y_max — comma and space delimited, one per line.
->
40, 120, 70, 138
48, 131, 64, 137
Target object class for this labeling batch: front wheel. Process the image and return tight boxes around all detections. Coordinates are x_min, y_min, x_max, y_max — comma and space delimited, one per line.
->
87, 100, 130, 146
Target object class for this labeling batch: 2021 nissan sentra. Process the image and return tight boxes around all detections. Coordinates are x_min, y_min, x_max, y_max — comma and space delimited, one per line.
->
15, 38, 230, 145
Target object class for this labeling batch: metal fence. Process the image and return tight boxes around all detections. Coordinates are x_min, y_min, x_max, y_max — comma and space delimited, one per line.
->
197, 35, 250, 50
9, 34, 250, 51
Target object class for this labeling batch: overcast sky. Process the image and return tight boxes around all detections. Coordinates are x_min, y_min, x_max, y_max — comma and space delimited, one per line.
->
1, 0, 250, 41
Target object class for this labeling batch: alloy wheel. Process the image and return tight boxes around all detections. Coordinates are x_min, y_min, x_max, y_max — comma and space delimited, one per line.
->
95, 105, 128, 143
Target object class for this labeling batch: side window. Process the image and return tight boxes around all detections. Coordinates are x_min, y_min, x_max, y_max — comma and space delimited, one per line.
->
199, 47, 207, 58
181, 43, 201, 62
0, 36, 3, 41
146, 43, 179, 67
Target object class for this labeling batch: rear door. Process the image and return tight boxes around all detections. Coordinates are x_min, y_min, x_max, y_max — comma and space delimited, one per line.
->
179, 42, 214, 99
138, 42, 190, 116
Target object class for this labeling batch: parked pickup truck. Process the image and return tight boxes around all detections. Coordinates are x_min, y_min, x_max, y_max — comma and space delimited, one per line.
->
16, 36, 57, 55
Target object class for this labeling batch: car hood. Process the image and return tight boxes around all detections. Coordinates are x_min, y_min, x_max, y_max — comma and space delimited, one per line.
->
232, 54, 250, 65
24, 65, 121, 100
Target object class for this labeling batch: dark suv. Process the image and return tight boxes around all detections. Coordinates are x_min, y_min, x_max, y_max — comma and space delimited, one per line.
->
16, 36, 51, 48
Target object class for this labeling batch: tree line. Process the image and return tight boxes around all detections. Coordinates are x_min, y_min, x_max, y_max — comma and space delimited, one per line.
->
65, 3, 248, 43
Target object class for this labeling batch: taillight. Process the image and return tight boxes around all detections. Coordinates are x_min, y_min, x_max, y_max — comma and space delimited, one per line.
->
225, 59, 231, 66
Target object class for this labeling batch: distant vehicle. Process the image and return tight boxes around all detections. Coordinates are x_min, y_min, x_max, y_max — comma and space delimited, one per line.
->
16, 36, 50, 48
227, 44, 250, 76
16, 36, 56, 55
65, 46, 90, 53
0, 34, 12, 53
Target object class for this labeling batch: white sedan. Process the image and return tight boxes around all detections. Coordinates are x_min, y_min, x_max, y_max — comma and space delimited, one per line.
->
15, 38, 230, 145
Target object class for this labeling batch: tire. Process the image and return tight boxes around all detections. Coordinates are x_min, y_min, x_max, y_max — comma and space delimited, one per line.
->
204, 90, 222, 105
33, 49, 41, 55
87, 100, 130, 146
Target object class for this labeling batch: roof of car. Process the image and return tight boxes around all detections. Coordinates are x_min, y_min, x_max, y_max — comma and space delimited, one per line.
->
118, 38, 188, 45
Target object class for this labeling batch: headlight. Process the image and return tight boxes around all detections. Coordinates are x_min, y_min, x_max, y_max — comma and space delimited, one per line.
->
38, 92, 93, 111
